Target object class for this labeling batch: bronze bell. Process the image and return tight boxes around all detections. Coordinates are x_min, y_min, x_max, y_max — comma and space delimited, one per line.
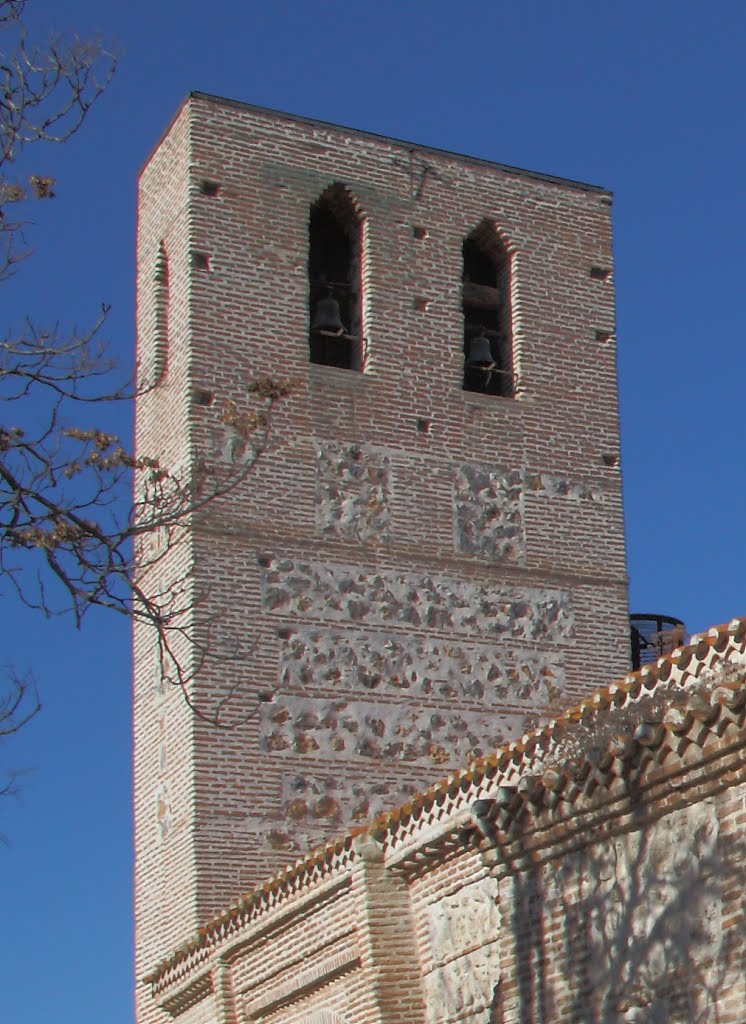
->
311, 296, 345, 334
466, 332, 493, 366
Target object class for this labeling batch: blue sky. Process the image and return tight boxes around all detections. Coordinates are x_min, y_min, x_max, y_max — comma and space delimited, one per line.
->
3, 2, 746, 1021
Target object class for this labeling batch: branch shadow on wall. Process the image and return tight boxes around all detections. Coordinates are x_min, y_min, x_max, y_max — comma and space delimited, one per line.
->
491, 794, 742, 1024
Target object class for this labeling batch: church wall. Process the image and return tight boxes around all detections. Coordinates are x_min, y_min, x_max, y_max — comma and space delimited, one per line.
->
148, 772, 746, 1024
143, 628, 746, 1024
497, 789, 746, 1023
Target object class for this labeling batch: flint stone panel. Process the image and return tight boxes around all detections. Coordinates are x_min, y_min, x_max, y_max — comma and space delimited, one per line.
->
280, 629, 564, 705
453, 463, 611, 563
261, 696, 528, 766
526, 472, 609, 503
262, 558, 573, 641
316, 442, 392, 544
279, 771, 420, 841
454, 464, 525, 562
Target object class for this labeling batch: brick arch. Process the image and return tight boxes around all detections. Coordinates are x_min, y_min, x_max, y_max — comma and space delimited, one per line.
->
314, 181, 366, 226
466, 215, 516, 257
153, 240, 169, 377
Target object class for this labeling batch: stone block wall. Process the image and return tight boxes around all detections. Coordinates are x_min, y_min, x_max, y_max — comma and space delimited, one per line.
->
496, 798, 738, 1024
408, 855, 502, 1024
134, 93, 631, 1022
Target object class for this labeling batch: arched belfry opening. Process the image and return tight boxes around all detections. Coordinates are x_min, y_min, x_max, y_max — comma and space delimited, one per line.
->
462, 221, 514, 397
308, 184, 363, 370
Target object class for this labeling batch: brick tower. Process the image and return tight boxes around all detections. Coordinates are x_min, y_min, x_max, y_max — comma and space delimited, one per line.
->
134, 93, 629, 1013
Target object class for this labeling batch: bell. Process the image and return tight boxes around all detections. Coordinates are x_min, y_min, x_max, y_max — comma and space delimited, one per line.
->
311, 296, 345, 334
466, 332, 493, 366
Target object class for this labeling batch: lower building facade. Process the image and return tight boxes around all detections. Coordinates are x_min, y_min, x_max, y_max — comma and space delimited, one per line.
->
144, 619, 746, 1024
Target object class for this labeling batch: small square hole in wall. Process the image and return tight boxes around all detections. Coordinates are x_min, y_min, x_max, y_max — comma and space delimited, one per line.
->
191, 251, 210, 270
590, 266, 612, 281
414, 297, 430, 312
192, 387, 214, 407
413, 225, 428, 240
416, 417, 432, 434
601, 452, 619, 467
199, 180, 220, 198
595, 330, 614, 344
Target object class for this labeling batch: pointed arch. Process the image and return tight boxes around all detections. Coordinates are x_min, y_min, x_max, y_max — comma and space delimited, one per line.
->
462, 219, 514, 397
308, 183, 365, 370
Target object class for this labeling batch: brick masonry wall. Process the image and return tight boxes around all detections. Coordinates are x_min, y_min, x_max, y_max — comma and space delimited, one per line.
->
134, 94, 631, 1017
407, 851, 502, 1024
158, 842, 426, 1024
134, 103, 203, 1024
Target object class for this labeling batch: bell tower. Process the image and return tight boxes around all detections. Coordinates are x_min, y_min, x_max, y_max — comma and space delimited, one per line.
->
134, 92, 629, 1019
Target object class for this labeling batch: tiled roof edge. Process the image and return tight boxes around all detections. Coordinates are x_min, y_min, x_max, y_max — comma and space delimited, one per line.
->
370, 618, 746, 840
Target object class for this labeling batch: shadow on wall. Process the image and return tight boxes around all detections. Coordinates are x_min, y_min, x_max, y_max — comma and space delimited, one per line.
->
494, 797, 737, 1024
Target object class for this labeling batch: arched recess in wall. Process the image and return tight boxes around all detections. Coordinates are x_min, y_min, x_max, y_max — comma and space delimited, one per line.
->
461, 220, 514, 397
308, 184, 365, 371
151, 240, 169, 386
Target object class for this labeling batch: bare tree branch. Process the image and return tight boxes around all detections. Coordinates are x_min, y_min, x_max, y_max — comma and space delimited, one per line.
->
0, 4, 296, 761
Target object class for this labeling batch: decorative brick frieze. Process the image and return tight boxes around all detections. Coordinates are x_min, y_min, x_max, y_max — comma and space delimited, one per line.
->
156, 971, 213, 1017
243, 942, 360, 1018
